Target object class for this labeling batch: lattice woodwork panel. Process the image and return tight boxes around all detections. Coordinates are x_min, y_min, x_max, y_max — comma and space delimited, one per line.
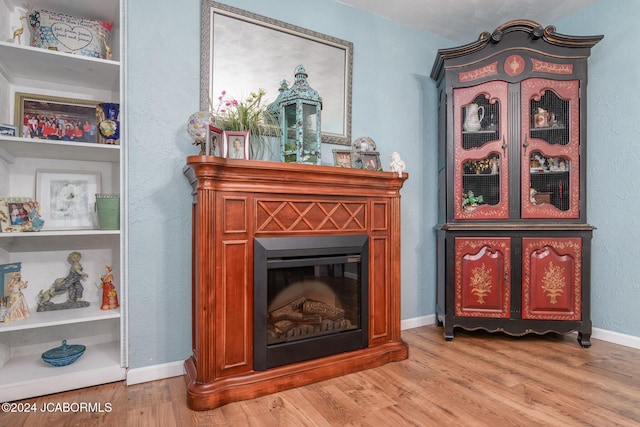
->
255, 199, 366, 233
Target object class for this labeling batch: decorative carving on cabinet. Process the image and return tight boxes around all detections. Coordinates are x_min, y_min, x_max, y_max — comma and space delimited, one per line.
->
522, 238, 581, 320
455, 238, 511, 318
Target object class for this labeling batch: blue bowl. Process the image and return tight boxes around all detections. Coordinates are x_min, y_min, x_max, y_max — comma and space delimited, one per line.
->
42, 340, 86, 367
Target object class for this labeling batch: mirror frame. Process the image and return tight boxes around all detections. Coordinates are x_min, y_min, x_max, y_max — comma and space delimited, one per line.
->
201, 1, 353, 146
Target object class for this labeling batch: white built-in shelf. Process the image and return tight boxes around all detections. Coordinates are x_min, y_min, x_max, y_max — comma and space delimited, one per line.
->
0, 135, 120, 163
0, 41, 119, 91
0, 304, 120, 332
0, 341, 125, 402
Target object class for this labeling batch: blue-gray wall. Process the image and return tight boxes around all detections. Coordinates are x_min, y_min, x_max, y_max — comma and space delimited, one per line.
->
126, 0, 639, 369
555, 0, 640, 336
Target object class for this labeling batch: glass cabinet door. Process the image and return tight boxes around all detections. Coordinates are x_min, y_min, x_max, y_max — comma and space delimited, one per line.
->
520, 79, 580, 218
453, 82, 509, 220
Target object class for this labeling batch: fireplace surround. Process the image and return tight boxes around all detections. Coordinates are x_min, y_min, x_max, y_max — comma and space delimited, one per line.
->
183, 156, 408, 410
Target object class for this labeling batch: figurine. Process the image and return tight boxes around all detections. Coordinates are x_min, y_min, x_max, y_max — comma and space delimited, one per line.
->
12, 16, 25, 44
99, 266, 119, 310
37, 251, 90, 311
389, 151, 406, 177
4, 271, 30, 322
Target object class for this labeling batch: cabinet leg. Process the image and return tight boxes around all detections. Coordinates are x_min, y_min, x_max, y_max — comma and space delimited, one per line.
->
578, 332, 592, 348
443, 325, 454, 341
435, 314, 444, 327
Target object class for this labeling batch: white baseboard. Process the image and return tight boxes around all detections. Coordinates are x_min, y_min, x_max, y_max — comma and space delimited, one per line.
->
401, 314, 437, 330
592, 327, 640, 350
123, 318, 640, 386
126, 360, 185, 385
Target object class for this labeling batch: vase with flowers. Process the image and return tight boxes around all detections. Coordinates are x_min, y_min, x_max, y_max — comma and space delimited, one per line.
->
211, 89, 279, 159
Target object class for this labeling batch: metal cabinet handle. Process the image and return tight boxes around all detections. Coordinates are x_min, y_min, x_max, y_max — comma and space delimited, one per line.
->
523, 137, 529, 156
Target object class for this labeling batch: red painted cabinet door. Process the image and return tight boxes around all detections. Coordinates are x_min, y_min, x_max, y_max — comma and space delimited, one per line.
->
453, 82, 510, 220
455, 237, 511, 318
520, 79, 580, 219
522, 237, 582, 320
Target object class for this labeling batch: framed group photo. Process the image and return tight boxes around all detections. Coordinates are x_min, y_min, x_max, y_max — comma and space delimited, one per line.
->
15, 92, 101, 143
0, 197, 44, 232
35, 169, 101, 230
223, 130, 250, 159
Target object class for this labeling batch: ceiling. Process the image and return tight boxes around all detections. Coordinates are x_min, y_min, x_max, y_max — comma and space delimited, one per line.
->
337, 0, 599, 43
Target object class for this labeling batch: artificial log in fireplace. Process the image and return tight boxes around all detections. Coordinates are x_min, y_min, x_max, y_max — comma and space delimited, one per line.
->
183, 156, 408, 410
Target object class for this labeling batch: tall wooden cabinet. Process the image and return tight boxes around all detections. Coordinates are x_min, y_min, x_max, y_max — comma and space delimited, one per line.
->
430, 20, 602, 346
0, 0, 125, 401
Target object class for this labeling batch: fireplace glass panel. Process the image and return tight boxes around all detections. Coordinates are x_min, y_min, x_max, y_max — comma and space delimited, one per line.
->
267, 256, 361, 345
254, 235, 368, 370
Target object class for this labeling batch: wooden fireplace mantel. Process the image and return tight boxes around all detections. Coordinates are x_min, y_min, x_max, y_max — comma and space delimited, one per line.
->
183, 156, 409, 410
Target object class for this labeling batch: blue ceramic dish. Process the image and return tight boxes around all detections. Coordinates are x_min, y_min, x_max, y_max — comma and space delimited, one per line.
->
42, 340, 86, 367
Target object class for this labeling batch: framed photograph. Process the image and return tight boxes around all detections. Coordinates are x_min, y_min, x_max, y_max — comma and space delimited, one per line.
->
359, 151, 382, 171
209, 125, 223, 157
333, 149, 355, 168
14, 92, 101, 143
0, 262, 22, 310
0, 124, 17, 137
223, 130, 250, 160
0, 197, 44, 232
35, 170, 101, 230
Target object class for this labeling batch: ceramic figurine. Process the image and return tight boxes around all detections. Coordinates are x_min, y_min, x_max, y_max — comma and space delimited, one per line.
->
389, 152, 406, 177
100, 266, 119, 310
4, 271, 30, 322
37, 251, 90, 312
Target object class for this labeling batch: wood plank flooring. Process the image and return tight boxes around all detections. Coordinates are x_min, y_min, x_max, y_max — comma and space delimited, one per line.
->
3, 325, 640, 426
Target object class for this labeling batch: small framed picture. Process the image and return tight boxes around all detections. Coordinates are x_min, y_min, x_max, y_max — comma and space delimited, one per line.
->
35, 169, 101, 230
223, 130, 250, 160
209, 125, 223, 157
0, 262, 22, 310
0, 124, 17, 137
332, 149, 355, 168
15, 92, 100, 143
359, 151, 382, 171
0, 197, 45, 232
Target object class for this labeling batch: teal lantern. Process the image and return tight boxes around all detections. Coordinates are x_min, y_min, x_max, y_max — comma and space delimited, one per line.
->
277, 65, 322, 164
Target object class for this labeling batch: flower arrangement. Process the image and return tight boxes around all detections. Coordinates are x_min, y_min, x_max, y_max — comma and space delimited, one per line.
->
211, 89, 279, 157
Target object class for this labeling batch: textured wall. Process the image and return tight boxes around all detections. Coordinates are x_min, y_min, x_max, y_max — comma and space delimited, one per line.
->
556, 0, 640, 337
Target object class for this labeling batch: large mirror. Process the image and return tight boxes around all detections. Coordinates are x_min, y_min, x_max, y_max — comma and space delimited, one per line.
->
201, 1, 353, 146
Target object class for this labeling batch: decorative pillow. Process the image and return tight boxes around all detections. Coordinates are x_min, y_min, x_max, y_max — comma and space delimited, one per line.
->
27, 8, 113, 59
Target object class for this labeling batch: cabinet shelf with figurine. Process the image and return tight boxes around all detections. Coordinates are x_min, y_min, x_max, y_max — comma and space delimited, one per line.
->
0, 0, 125, 402
431, 20, 602, 346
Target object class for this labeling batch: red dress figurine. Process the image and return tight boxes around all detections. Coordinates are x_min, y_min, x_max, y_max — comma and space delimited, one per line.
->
100, 266, 119, 310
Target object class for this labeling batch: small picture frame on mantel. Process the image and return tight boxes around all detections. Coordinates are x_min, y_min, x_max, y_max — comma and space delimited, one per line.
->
223, 130, 250, 160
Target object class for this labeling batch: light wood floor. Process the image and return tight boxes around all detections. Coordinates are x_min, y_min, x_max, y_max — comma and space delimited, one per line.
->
4, 325, 640, 426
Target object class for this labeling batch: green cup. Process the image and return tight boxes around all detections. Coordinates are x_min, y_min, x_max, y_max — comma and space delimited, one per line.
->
95, 193, 120, 230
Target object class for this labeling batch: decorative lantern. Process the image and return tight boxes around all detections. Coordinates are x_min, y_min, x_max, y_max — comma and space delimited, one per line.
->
276, 65, 322, 164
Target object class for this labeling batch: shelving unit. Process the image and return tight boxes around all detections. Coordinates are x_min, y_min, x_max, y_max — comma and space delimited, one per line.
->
0, 0, 125, 402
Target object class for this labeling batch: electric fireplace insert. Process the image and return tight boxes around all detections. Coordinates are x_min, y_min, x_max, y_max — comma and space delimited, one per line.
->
254, 235, 369, 370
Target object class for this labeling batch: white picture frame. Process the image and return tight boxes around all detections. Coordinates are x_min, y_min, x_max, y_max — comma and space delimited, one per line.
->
35, 169, 101, 230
